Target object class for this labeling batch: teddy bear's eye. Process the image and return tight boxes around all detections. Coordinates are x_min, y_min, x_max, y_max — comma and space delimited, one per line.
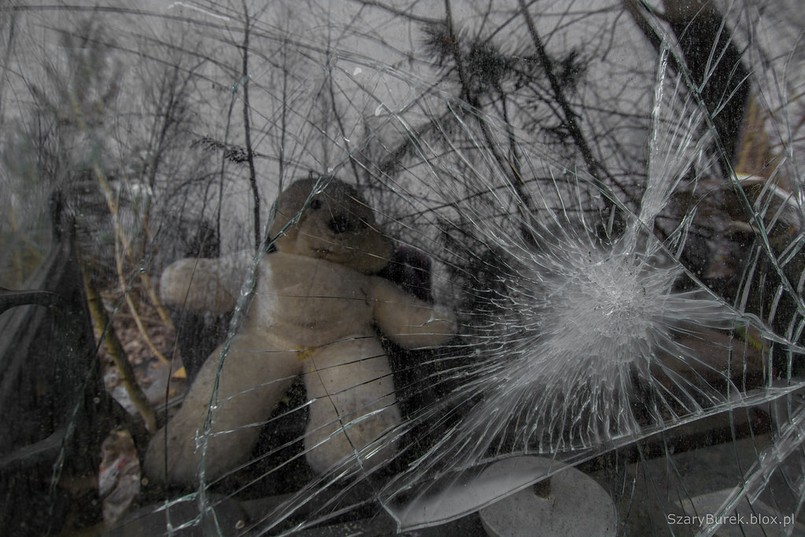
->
310, 198, 323, 210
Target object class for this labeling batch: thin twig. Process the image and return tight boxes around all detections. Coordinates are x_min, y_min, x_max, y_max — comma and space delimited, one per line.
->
241, 0, 260, 251
86, 160, 171, 368
80, 254, 157, 434
328, 61, 361, 183
278, 38, 289, 194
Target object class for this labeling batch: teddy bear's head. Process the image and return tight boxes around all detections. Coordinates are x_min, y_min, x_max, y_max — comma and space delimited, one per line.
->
268, 177, 393, 274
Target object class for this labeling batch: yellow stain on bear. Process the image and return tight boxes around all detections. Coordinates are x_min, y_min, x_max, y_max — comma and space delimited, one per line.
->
296, 347, 318, 362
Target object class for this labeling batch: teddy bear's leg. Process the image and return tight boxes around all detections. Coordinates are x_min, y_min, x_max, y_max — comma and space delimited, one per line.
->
144, 333, 301, 487
301, 336, 402, 475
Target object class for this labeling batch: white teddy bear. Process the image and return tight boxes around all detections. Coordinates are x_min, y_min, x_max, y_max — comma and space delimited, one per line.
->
144, 177, 456, 486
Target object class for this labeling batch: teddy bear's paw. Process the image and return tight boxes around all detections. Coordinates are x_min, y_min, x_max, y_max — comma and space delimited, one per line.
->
143, 427, 176, 485
400, 303, 457, 347
159, 258, 241, 313
428, 304, 458, 337
160, 259, 198, 306
143, 425, 200, 487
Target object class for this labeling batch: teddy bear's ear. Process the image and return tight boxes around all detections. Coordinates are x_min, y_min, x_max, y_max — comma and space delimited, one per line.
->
265, 179, 312, 247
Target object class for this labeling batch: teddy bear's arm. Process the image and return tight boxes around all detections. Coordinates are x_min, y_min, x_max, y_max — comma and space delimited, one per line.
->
372, 277, 456, 349
159, 251, 253, 313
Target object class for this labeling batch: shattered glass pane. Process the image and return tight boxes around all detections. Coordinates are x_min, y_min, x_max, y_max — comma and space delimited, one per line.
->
1, 1, 803, 536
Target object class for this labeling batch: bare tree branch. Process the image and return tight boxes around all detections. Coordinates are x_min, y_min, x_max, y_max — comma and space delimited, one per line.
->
241, 0, 260, 251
